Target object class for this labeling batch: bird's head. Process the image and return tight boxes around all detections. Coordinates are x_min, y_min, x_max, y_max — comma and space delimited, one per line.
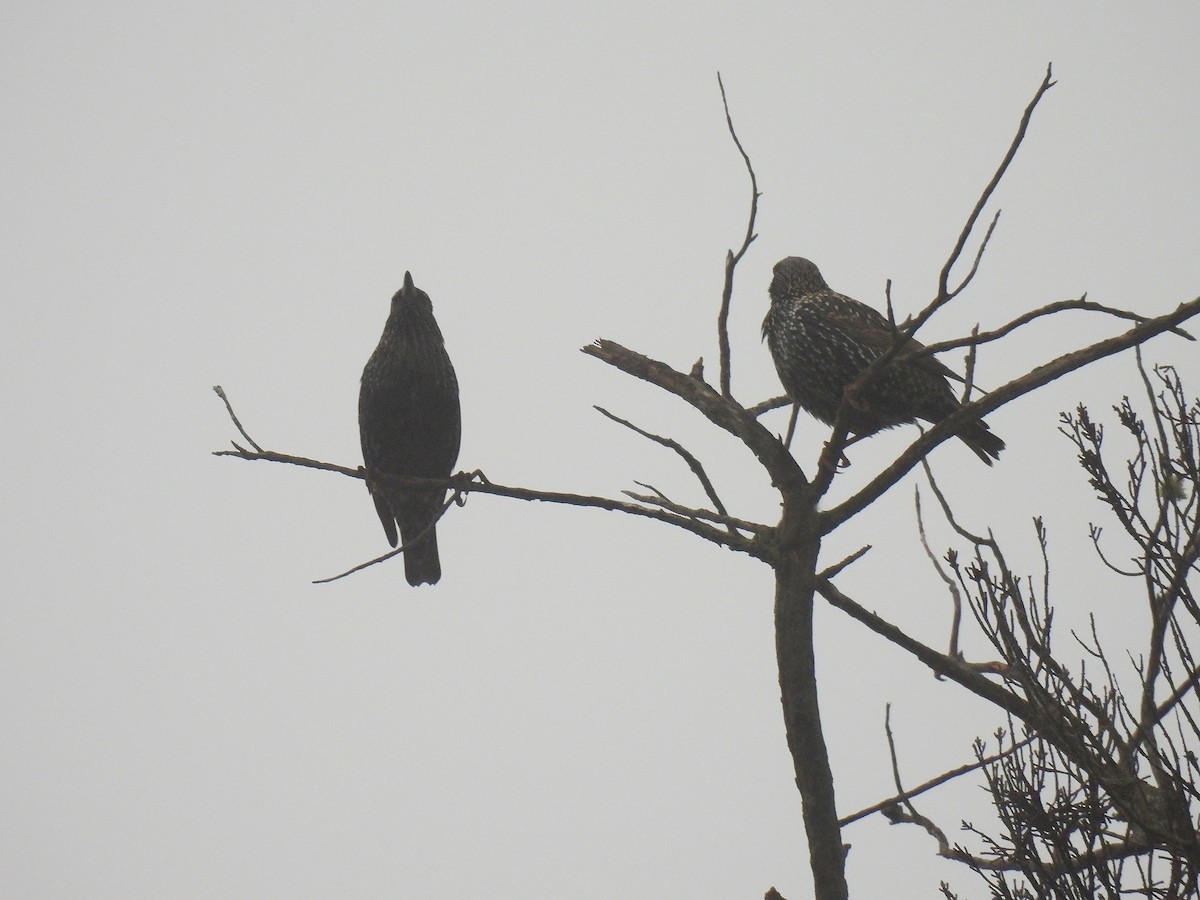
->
770, 257, 829, 301
391, 270, 434, 316
380, 270, 446, 345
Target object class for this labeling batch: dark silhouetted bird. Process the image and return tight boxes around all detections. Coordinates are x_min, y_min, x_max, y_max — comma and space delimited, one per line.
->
762, 256, 1004, 464
359, 272, 461, 585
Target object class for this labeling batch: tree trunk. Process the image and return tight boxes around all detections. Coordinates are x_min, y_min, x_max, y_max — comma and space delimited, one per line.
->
775, 496, 847, 899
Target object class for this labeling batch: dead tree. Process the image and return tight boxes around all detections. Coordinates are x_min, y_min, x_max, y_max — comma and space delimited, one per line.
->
213, 66, 1200, 899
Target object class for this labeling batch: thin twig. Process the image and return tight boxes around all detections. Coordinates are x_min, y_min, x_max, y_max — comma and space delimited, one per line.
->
213, 385, 264, 453
594, 405, 729, 519
839, 734, 1036, 826
946, 208, 1002, 301
716, 71, 760, 399
884, 705, 920, 816
873, 707, 993, 867
784, 404, 800, 449
893, 295, 1196, 370
1127, 662, 1200, 757
212, 446, 362, 478
861, 67, 1054, 377
630, 480, 671, 503
818, 545, 872, 580
313, 493, 457, 583
583, 339, 808, 493
747, 395, 791, 417
838, 66, 1053, 422
938, 65, 1054, 300
960, 324, 980, 404
620, 492, 768, 534
878, 704, 953, 856
915, 481, 965, 661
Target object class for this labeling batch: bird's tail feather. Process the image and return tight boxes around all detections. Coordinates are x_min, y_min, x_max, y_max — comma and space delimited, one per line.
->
958, 420, 1006, 466
401, 530, 441, 586
398, 507, 442, 586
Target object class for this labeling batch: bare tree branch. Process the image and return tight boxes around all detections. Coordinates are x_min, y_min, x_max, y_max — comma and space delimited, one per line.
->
716, 71, 760, 399
212, 445, 362, 479
619, 491, 767, 534
215, 448, 770, 560
818, 545, 871, 580
840, 734, 1035, 827
594, 405, 730, 521
938, 65, 1054, 302
815, 575, 1032, 720
915, 480, 967, 660
212, 393, 771, 564
892, 296, 1196, 372
582, 339, 807, 493
314, 491, 458, 583
747, 395, 791, 417
775, 502, 848, 900
821, 296, 1200, 534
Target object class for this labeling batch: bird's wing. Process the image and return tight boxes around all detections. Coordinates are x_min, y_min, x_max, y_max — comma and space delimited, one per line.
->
824, 304, 966, 384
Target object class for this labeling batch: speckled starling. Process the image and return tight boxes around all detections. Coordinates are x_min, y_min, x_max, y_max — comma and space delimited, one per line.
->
359, 272, 462, 585
762, 256, 1004, 464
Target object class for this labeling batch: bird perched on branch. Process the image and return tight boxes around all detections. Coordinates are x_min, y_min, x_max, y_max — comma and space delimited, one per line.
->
762, 256, 1004, 465
359, 272, 461, 585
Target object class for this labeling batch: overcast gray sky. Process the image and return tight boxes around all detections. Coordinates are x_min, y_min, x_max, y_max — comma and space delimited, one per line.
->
4, 2, 1199, 897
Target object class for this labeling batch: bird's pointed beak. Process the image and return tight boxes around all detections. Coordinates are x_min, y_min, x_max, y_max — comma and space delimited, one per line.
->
402, 271, 415, 294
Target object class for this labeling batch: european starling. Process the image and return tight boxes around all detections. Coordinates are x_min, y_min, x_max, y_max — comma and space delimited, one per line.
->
359, 272, 462, 585
762, 256, 1004, 464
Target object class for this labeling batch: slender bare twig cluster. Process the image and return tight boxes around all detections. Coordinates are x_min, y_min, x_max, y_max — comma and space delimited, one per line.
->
888, 361, 1200, 898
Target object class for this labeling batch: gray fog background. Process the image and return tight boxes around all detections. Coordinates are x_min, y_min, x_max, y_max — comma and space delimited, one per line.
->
4, 2, 1198, 897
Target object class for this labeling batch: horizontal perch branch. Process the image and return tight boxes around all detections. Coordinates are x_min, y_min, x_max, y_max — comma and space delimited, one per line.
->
212, 446, 770, 561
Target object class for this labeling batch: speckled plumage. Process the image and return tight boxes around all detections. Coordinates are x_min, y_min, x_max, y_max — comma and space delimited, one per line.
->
762, 256, 1004, 464
359, 272, 461, 585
